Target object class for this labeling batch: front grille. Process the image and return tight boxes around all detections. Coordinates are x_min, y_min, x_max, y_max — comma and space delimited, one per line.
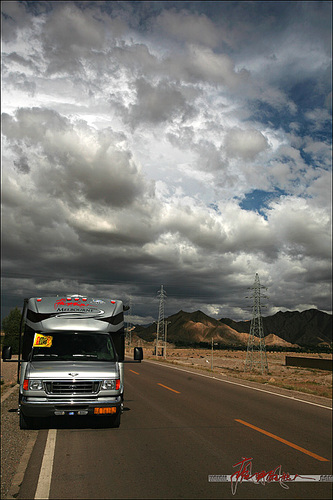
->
44, 380, 101, 395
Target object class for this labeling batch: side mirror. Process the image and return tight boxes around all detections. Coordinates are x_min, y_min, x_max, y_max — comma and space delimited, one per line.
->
123, 304, 130, 311
2, 346, 12, 361
134, 347, 143, 362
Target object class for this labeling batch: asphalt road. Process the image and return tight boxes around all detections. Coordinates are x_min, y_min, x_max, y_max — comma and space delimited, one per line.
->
14, 360, 332, 499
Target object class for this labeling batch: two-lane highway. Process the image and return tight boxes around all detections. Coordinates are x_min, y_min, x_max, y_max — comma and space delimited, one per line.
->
16, 360, 332, 499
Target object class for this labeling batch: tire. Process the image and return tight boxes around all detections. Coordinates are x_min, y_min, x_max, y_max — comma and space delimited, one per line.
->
110, 411, 121, 428
19, 411, 36, 430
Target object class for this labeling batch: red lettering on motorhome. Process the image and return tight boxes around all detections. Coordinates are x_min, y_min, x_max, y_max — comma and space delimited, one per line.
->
54, 298, 91, 309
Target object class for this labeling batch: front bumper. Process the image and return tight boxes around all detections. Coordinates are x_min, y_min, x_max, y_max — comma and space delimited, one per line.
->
20, 396, 122, 417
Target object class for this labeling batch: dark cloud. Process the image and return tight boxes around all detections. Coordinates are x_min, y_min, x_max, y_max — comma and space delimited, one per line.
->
126, 78, 195, 126
13, 156, 30, 173
2, 108, 150, 208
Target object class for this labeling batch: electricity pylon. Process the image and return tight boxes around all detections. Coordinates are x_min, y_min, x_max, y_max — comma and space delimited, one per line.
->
244, 273, 269, 374
125, 296, 133, 347
156, 285, 166, 357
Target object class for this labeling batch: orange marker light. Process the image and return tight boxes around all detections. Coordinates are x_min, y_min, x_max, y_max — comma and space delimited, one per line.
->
94, 407, 116, 414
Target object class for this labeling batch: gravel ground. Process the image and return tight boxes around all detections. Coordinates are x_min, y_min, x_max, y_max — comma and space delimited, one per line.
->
1, 358, 38, 499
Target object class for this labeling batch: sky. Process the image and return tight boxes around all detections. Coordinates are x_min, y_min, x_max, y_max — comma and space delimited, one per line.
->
1, 1, 332, 325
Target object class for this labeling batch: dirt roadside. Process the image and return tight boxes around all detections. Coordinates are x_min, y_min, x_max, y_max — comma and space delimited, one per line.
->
1, 356, 19, 402
1, 357, 38, 500
136, 346, 333, 400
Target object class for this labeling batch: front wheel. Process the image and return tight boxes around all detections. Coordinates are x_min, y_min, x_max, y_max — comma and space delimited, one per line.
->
110, 411, 121, 428
19, 411, 36, 430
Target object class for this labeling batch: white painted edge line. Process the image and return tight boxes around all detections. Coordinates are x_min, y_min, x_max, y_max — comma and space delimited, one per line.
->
144, 359, 332, 410
34, 429, 57, 499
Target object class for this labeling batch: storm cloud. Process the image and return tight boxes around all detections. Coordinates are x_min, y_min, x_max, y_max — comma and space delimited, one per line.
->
1, 1, 331, 324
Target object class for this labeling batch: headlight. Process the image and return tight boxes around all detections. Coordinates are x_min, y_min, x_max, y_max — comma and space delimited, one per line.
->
28, 380, 43, 390
101, 379, 120, 390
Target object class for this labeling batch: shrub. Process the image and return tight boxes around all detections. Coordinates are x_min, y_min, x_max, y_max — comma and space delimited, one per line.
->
2, 307, 22, 354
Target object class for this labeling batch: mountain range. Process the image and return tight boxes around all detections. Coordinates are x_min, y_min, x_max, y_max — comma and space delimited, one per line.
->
133, 309, 332, 347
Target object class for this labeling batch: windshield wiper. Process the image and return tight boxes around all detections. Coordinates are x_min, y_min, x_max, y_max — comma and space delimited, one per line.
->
72, 354, 98, 358
33, 354, 58, 358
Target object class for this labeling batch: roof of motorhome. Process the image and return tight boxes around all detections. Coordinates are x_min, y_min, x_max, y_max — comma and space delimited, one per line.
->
28, 295, 123, 317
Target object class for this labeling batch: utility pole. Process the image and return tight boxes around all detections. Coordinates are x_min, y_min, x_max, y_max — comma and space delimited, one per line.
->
211, 338, 214, 370
211, 338, 218, 370
164, 321, 171, 358
156, 285, 166, 358
125, 296, 133, 348
244, 273, 269, 374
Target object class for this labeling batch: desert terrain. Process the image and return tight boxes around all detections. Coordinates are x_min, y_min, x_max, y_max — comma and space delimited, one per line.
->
135, 346, 332, 399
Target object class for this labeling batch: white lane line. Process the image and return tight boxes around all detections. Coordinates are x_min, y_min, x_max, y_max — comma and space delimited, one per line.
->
145, 359, 332, 410
34, 429, 57, 499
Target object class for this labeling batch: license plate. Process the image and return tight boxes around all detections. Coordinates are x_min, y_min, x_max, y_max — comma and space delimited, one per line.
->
94, 407, 116, 415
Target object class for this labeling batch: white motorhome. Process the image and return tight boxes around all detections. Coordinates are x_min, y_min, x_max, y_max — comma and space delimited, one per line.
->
2, 295, 143, 429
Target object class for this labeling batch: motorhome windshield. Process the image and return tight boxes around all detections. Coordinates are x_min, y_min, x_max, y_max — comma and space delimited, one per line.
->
31, 332, 116, 362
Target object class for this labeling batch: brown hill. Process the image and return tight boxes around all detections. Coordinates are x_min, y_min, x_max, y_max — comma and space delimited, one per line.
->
264, 334, 299, 348
221, 309, 332, 346
134, 309, 298, 347
183, 319, 249, 344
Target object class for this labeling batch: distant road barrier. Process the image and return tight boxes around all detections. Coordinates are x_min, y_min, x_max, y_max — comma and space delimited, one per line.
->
285, 356, 332, 371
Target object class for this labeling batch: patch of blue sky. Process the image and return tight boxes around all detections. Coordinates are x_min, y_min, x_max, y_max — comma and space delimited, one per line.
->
238, 188, 287, 219
299, 148, 330, 172
24, 1, 53, 15
247, 100, 298, 133
208, 202, 221, 214
288, 78, 329, 112
249, 99, 331, 146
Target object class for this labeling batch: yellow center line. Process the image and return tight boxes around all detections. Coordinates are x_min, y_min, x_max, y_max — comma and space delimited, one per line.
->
157, 383, 181, 394
129, 369, 140, 375
235, 419, 329, 462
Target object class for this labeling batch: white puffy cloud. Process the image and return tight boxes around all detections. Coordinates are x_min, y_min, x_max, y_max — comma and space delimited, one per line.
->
224, 127, 269, 160
267, 197, 331, 260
